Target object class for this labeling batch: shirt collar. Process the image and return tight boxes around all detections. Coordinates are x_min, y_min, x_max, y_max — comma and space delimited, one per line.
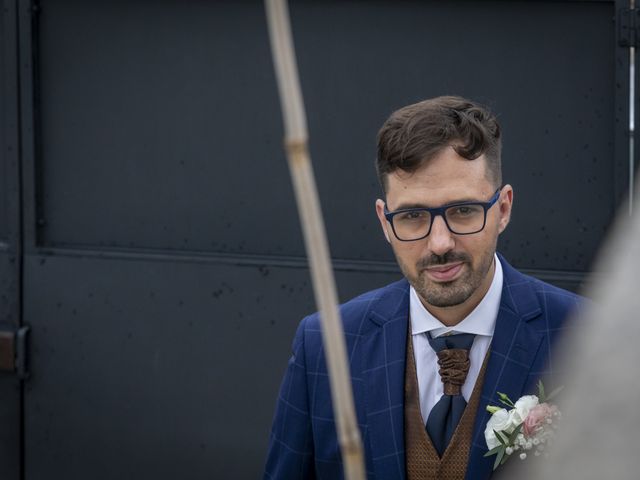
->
410, 253, 503, 338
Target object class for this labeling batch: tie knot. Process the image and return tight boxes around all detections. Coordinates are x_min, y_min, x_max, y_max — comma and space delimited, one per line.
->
436, 349, 471, 395
428, 333, 475, 396
428, 332, 476, 352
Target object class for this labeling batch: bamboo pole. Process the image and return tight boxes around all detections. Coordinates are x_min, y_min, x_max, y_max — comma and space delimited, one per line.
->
264, 1, 366, 479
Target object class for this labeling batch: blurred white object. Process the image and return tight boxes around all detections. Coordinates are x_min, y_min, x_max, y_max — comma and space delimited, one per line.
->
523, 182, 640, 479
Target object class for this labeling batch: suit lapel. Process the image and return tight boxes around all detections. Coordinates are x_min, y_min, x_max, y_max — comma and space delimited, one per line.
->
465, 257, 545, 479
362, 280, 410, 480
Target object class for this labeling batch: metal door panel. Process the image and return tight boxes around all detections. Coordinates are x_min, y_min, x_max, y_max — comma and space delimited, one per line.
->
23, 252, 400, 479
35, 0, 618, 278
37, 0, 298, 256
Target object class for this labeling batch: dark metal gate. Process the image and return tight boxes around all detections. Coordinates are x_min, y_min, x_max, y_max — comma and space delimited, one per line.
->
1, 0, 635, 478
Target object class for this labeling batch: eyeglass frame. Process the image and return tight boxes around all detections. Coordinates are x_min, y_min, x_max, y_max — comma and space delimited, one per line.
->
383, 187, 503, 242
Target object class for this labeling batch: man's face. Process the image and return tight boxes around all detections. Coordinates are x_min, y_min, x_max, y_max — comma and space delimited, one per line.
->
375, 147, 513, 316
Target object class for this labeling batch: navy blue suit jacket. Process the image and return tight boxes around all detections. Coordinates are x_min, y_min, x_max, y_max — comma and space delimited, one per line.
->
264, 255, 581, 479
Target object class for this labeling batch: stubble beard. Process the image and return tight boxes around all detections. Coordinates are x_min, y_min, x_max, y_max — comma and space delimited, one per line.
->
397, 243, 497, 309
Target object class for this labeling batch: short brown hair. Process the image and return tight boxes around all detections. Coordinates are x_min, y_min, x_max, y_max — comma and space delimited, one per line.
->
376, 95, 502, 193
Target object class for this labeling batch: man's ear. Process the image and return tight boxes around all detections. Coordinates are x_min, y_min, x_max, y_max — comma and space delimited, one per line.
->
375, 199, 392, 243
497, 185, 514, 233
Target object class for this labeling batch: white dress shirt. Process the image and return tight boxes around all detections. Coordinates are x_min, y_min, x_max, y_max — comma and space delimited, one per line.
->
410, 254, 503, 423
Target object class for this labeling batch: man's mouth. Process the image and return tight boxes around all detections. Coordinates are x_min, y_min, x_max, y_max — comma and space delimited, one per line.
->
423, 262, 464, 282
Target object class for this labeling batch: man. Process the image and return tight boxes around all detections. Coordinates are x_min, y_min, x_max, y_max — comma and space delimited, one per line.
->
264, 96, 580, 479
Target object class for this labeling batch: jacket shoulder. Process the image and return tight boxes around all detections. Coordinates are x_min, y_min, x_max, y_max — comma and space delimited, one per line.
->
521, 271, 582, 302
499, 253, 586, 327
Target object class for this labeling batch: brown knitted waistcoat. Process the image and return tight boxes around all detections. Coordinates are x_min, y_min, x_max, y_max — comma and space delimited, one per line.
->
405, 334, 490, 479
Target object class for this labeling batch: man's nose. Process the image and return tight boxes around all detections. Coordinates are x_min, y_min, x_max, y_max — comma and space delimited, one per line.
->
427, 215, 455, 255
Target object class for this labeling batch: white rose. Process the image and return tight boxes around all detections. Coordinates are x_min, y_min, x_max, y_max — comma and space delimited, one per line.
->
485, 408, 517, 449
512, 395, 539, 424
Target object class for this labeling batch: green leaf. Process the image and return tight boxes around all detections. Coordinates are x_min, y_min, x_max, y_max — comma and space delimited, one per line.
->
497, 392, 515, 407
486, 405, 501, 414
546, 385, 565, 402
494, 447, 505, 470
508, 423, 523, 443
500, 450, 512, 466
538, 380, 546, 403
484, 445, 503, 457
494, 430, 509, 446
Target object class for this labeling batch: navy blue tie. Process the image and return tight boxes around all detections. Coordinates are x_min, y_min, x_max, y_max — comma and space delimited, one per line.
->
425, 333, 476, 456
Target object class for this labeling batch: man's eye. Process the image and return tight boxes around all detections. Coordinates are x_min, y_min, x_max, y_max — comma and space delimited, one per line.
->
399, 210, 428, 221
449, 205, 481, 217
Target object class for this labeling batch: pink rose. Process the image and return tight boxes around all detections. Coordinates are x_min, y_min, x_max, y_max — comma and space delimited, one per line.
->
523, 403, 554, 437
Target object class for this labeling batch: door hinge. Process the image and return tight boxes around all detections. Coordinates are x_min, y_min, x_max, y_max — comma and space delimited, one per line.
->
619, 8, 640, 47
0, 326, 30, 380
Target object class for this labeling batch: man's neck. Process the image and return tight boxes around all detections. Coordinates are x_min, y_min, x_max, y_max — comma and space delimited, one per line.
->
423, 258, 496, 327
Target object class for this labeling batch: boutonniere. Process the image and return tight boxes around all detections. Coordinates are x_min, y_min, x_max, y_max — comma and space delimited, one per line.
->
483, 381, 562, 471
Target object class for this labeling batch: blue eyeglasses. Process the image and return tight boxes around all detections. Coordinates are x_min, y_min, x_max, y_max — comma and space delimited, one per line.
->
383, 188, 502, 241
